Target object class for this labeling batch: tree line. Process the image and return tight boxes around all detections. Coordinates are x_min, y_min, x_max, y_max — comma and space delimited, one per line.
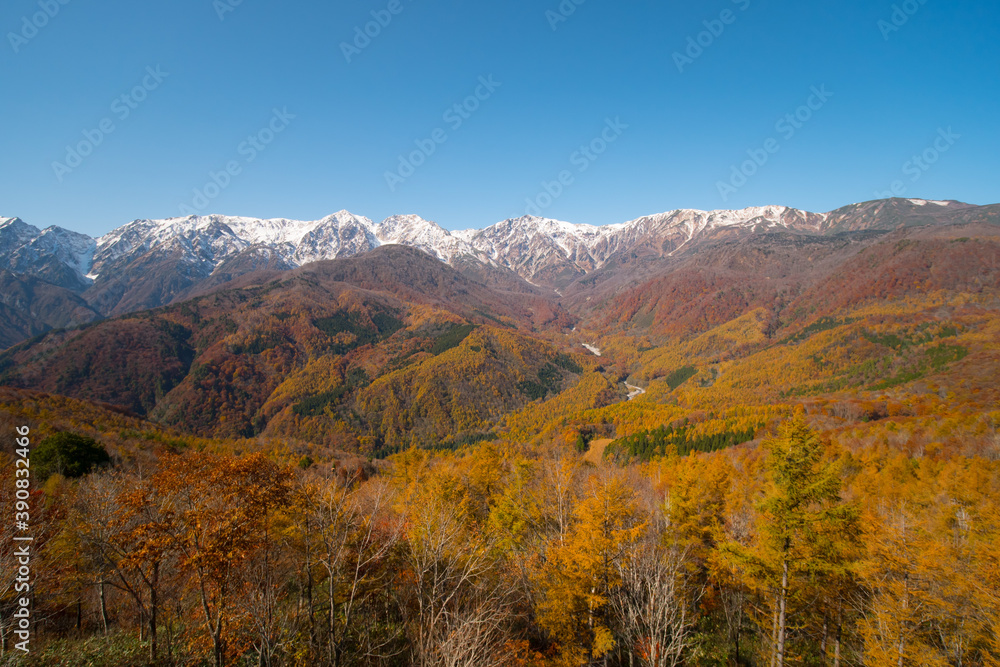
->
1, 412, 999, 666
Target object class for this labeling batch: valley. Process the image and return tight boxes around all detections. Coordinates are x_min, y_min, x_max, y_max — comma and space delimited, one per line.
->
2, 196, 999, 666
3, 196, 997, 458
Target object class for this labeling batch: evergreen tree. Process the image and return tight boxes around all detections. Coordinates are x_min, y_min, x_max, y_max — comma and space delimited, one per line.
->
722, 413, 859, 667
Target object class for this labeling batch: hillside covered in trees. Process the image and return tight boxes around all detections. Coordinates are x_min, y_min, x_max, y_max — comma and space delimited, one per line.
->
1, 208, 999, 665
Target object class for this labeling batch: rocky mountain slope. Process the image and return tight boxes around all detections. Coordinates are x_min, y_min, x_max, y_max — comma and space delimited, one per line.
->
1, 199, 997, 347
0, 246, 579, 450
2, 203, 1000, 454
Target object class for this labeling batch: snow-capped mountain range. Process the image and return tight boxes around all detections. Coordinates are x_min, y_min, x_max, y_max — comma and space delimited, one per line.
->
0, 197, 983, 335
0, 199, 965, 290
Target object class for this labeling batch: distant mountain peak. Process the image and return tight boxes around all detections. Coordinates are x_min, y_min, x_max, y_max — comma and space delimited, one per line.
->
373, 214, 472, 262
0, 216, 40, 240
1, 197, 994, 321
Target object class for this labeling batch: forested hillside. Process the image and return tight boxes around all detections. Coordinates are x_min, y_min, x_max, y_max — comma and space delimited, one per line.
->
1, 207, 999, 665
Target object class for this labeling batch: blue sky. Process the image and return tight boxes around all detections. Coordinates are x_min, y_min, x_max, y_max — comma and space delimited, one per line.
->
1, 0, 998, 236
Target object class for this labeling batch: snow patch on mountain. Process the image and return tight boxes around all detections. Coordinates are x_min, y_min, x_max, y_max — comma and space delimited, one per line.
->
5, 198, 973, 296
27, 226, 97, 277
374, 214, 476, 263
0, 217, 43, 250
91, 211, 381, 276
0, 218, 97, 284
0, 205, 839, 293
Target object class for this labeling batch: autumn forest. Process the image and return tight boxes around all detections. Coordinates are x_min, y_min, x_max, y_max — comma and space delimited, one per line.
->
2, 202, 1000, 666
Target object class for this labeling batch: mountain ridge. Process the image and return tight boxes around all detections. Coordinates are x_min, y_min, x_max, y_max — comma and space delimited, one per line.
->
1, 198, 997, 348
0, 197, 978, 286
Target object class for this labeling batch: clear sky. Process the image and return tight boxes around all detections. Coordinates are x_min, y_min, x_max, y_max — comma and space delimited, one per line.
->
2, 0, 998, 237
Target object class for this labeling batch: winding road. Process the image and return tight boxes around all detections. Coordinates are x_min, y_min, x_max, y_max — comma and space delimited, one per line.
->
579, 342, 644, 400
625, 382, 646, 400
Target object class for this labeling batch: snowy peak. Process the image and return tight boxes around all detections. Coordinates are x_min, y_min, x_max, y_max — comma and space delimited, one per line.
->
22, 226, 97, 277
0, 203, 852, 292
460, 207, 824, 284
374, 215, 474, 263
375, 214, 445, 242
0, 218, 96, 288
622, 205, 823, 235
474, 215, 617, 245
2, 197, 991, 311
93, 215, 251, 275
292, 212, 379, 265
468, 215, 622, 258
460, 215, 621, 283
92, 211, 381, 275
0, 217, 42, 251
